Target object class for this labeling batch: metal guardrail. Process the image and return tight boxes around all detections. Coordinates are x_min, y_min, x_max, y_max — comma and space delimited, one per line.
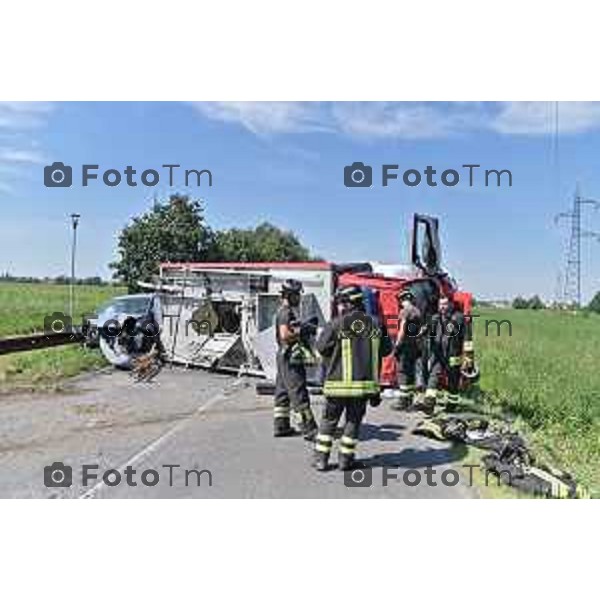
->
0, 331, 83, 356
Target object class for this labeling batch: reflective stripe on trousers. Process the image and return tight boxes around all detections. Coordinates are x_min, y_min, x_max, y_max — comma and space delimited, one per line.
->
315, 433, 334, 455
339, 435, 357, 455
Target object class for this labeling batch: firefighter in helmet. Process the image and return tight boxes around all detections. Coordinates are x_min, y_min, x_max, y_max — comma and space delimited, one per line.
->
417, 294, 465, 412
393, 288, 425, 410
313, 285, 392, 471
273, 279, 318, 440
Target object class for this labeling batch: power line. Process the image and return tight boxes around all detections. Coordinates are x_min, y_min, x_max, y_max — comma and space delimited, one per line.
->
552, 101, 564, 307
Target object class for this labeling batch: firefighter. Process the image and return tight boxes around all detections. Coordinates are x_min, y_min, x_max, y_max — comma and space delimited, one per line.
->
417, 294, 465, 412
313, 286, 392, 471
392, 289, 425, 410
273, 279, 318, 440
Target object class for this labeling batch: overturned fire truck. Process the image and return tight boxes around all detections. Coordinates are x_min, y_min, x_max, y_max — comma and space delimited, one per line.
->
101, 214, 476, 389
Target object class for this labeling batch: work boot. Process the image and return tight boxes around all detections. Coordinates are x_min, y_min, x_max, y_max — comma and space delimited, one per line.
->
338, 454, 366, 471
313, 450, 329, 471
315, 432, 334, 467
273, 418, 297, 438
299, 408, 318, 441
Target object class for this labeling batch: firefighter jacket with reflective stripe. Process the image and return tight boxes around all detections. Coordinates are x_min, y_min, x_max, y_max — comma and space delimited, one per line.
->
316, 316, 392, 398
430, 309, 465, 360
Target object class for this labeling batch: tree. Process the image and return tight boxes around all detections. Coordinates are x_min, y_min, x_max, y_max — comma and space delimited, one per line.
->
528, 295, 545, 310
79, 276, 104, 286
512, 296, 528, 309
588, 291, 600, 313
111, 199, 317, 290
110, 194, 214, 291
212, 222, 312, 262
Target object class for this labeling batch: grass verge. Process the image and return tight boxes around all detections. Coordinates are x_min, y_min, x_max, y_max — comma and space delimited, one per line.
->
473, 308, 600, 497
0, 345, 108, 394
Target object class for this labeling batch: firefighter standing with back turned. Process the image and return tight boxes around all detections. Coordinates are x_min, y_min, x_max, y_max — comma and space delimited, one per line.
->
418, 294, 465, 412
392, 289, 425, 411
313, 286, 392, 471
273, 279, 318, 440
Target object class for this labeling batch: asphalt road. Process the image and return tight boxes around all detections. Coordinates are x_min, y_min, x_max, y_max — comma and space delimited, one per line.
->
0, 367, 479, 498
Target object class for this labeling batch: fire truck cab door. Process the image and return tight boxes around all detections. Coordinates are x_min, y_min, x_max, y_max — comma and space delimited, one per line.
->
411, 214, 443, 276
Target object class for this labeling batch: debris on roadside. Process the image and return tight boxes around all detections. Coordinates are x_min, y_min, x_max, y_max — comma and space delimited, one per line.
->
412, 400, 589, 498
131, 347, 163, 383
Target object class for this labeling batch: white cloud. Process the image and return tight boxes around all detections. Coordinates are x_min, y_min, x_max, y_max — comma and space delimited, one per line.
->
190, 101, 600, 140
0, 148, 46, 164
331, 102, 475, 139
190, 101, 329, 135
491, 101, 600, 134
0, 103, 53, 185
192, 101, 467, 138
0, 101, 54, 129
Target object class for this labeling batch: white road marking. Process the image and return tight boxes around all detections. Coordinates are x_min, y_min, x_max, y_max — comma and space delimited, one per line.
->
79, 380, 246, 499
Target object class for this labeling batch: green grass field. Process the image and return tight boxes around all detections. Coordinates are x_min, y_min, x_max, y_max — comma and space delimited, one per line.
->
473, 308, 600, 496
0, 283, 126, 392
0, 282, 126, 337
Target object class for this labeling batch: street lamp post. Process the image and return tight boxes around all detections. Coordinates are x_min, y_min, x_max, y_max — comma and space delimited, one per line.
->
69, 213, 81, 319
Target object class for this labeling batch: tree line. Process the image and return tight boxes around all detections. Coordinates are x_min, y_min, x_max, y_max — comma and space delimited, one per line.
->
512, 295, 545, 310
0, 273, 113, 286
110, 194, 316, 291
512, 293, 600, 313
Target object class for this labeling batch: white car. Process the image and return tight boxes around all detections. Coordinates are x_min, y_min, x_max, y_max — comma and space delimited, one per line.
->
93, 293, 161, 368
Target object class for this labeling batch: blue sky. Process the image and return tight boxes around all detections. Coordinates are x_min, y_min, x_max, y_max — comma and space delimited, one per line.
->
1, 101, 600, 301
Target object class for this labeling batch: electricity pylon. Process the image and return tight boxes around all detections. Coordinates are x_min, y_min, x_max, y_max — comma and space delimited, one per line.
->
555, 185, 600, 307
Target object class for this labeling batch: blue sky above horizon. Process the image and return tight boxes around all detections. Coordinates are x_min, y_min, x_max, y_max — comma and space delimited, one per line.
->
1, 101, 600, 301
